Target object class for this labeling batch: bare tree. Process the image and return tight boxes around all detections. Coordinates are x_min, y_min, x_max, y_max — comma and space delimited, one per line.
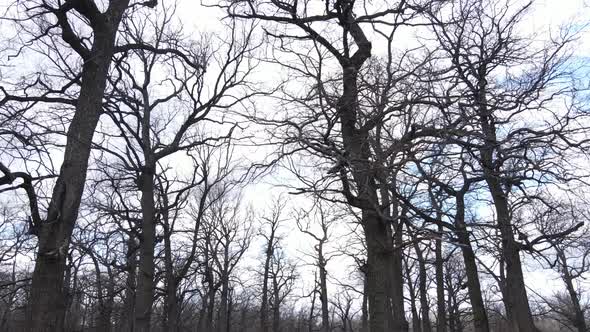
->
531, 201, 589, 332
295, 200, 339, 332
91, 4, 255, 329
217, 1, 445, 330
424, 0, 588, 330
0, 1, 166, 329
259, 198, 287, 332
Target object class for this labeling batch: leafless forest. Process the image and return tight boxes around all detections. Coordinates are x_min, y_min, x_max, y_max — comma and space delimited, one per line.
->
0, 0, 589, 331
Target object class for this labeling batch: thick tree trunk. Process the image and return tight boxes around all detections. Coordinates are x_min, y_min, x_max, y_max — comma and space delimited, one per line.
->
485, 176, 536, 332
207, 285, 216, 330
134, 64, 160, 331
454, 194, 490, 332
26, 6, 129, 330
134, 163, 156, 332
478, 80, 536, 332
363, 210, 398, 332
496, 255, 514, 327
163, 279, 180, 332
272, 304, 280, 332
218, 281, 229, 332
122, 237, 138, 332
226, 291, 233, 332
335, 12, 405, 330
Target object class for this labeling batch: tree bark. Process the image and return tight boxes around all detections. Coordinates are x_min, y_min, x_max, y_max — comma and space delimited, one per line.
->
388, 200, 409, 332
272, 277, 281, 332
26, 4, 129, 331
134, 123, 157, 332
318, 245, 330, 332
484, 175, 536, 332
454, 194, 490, 332
477, 72, 536, 332
163, 232, 180, 332
122, 237, 138, 332
435, 231, 447, 332
261, 236, 273, 332
361, 271, 369, 332
218, 244, 231, 332
432, 197, 447, 332
414, 241, 433, 332
363, 209, 399, 332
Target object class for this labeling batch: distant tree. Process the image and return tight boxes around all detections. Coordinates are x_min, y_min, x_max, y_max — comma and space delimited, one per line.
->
531, 201, 589, 332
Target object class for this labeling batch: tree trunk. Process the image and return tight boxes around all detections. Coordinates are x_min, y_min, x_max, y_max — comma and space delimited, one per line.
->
97, 296, 113, 332
26, 6, 129, 330
134, 162, 156, 332
239, 305, 248, 332
485, 176, 536, 332
207, 284, 216, 331
318, 247, 330, 332
197, 296, 209, 331
94, 264, 114, 332
272, 279, 281, 332
163, 279, 179, 332
218, 247, 230, 332
433, 206, 447, 332
557, 249, 587, 332
308, 285, 317, 332
454, 194, 490, 332
334, 11, 405, 330
389, 202, 409, 332
478, 81, 536, 332
414, 241, 433, 332
122, 237, 138, 331
134, 64, 161, 331
450, 288, 463, 332
563, 273, 587, 332
361, 271, 369, 332
445, 274, 458, 332
226, 290, 233, 332
447, 287, 455, 332
261, 236, 273, 332
497, 254, 514, 327
405, 259, 422, 332
163, 236, 180, 332
363, 209, 398, 332
435, 233, 446, 332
